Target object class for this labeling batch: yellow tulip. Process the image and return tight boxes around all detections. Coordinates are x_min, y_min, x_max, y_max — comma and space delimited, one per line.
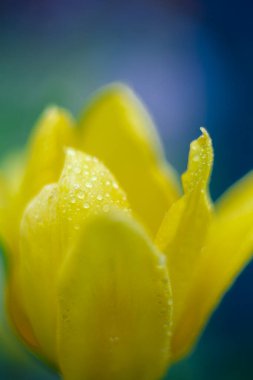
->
0, 83, 252, 380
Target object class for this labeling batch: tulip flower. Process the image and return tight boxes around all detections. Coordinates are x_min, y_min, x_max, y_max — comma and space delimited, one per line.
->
0, 83, 252, 380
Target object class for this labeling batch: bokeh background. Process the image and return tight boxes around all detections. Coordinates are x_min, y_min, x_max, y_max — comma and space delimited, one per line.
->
0, 0, 253, 379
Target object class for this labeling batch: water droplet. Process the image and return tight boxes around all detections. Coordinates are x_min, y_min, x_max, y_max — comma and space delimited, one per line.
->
168, 299, 173, 306
77, 192, 85, 200
91, 176, 97, 182
96, 194, 103, 201
67, 149, 75, 156
159, 255, 166, 266
85, 182, 92, 189
105, 180, 111, 186
83, 203, 90, 209
109, 336, 119, 343
113, 182, 119, 190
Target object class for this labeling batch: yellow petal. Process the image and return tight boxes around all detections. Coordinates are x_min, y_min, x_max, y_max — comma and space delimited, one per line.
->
0, 108, 76, 256
216, 170, 253, 217
0, 152, 25, 251
57, 211, 172, 380
20, 106, 76, 206
18, 184, 59, 362
173, 171, 253, 360
57, 148, 130, 247
16, 148, 129, 363
78, 83, 179, 235
155, 128, 213, 360
0, 156, 42, 354
0, 246, 41, 370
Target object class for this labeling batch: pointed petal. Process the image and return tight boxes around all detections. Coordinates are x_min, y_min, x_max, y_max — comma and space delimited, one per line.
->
172, 172, 253, 360
78, 84, 179, 235
57, 148, 130, 247
57, 211, 172, 380
20, 106, 76, 205
16, 148, 129, 363
1, 108, 76, 255
155, 129, 213, 360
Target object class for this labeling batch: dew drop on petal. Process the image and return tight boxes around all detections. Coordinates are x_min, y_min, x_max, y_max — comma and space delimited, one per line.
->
77, 192, 85, 200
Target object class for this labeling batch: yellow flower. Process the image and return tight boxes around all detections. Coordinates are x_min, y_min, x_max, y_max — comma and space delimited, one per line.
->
0, 83, 252, 380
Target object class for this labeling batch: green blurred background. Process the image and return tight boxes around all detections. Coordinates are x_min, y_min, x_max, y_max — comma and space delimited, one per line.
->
0, 1, 253, 379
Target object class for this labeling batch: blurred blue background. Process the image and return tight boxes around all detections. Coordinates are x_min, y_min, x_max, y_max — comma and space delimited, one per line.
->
0, 0, 253, 379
